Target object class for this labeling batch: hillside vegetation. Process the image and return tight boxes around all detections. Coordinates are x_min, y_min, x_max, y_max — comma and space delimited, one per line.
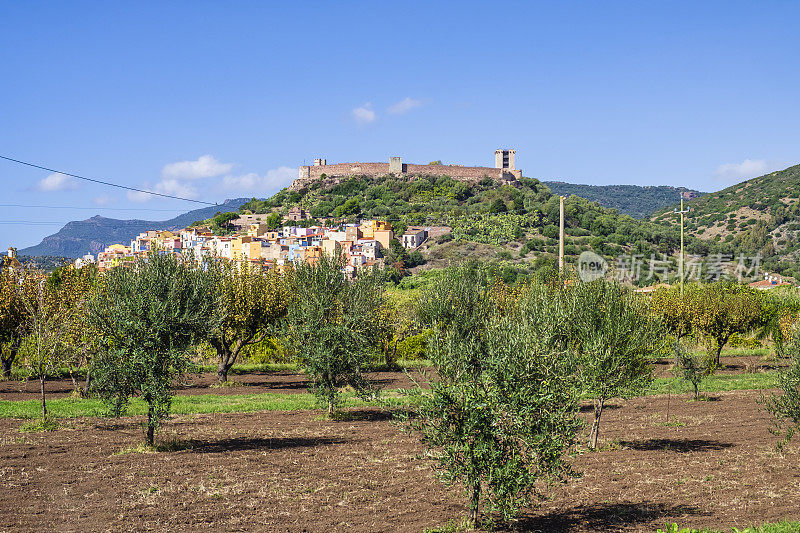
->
651, 164, 800, 280
237, 174, 695, 284
544, 182, 704, 219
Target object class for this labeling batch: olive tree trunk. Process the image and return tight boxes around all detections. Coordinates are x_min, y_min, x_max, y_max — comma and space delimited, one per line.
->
589, 397, 606, 450
211, 337, 251, 383
468, 481, 480, 527
39, 375, 48, 423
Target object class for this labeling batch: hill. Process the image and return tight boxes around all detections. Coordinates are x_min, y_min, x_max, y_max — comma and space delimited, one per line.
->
234, 174, 696, 285
650, 164, 800, 279
543, 182, 704, 219
19, 198, 249, 258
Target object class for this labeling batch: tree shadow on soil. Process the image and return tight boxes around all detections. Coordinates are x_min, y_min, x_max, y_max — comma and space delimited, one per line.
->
578, 404, 621, 413
330, 409, 395, 422
619, 438, 733, 452
235, 380, 310, 390
514, 502, 706, 532
189, 436, 348, 453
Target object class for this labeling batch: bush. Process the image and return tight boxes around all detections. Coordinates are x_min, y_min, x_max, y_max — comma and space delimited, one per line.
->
394, 331, 430, 360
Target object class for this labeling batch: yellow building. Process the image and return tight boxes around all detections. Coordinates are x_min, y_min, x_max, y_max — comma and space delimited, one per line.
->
230, 236, 253, 260
242, 240, 262, 262
373, 229, 394, 250
248, 223, 269, 237
358, 220, 392, 239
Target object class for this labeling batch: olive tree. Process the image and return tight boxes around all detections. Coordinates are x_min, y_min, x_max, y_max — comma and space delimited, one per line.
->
673, 343, 712, 400
88, 252, 218, 445
19, 274, 69, 423
208, 262, 289, 383
411, 267, 581, 526
765, 328, 800, 450
569, 280, 666, 449
286, 253, 385, 415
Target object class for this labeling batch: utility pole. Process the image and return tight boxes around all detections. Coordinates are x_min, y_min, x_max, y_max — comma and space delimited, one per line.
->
674, 197, 691, 296
558, 195, 565, 274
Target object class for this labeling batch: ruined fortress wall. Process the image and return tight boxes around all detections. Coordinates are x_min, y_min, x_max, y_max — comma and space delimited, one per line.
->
291, 162, 518, 191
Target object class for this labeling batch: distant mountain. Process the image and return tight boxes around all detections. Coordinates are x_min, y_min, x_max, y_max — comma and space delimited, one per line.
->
543, 182, 704, 219
19, 198, 250, 258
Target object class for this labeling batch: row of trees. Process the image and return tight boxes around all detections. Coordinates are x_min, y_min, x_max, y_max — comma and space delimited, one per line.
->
0, 253, 386, 442
650, 283, 800, 366
5, 255, 800, 526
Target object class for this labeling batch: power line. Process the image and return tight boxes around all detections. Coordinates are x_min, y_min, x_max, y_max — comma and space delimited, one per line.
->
0, 155, 217, 206
0, 203, 186, 212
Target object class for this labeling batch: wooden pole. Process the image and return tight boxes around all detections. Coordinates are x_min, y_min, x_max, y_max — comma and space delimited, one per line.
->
558, 195, 565, 274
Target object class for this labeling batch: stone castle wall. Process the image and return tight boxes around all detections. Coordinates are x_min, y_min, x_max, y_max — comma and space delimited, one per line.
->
291, 162, 521, 191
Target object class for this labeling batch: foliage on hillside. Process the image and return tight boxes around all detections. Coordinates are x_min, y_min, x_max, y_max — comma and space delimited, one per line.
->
545, 182, 704, 219
236, 174, 700, 285
651, 164, 800, 280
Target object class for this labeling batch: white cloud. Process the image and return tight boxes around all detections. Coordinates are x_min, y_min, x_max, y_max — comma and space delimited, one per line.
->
127, 180, 198, 202
93, 195, 116, 206
37, 173, 78, 191
352, 103, 376, 124
714, 159, 784, 184
161, 154, 234, 180
127, 190, 153, 202
221, 167, 296, 192
387, 97, 422, 115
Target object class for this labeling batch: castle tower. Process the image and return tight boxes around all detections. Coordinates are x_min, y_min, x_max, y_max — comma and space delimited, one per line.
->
389, 156, 403, 174
494, 149, 516, 170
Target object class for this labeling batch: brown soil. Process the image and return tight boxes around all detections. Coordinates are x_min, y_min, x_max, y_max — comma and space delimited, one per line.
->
2, 389, 800, 531
0, 369, 431, 402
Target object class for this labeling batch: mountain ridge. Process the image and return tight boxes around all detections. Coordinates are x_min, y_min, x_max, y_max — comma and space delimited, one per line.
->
19, 198, 250, 258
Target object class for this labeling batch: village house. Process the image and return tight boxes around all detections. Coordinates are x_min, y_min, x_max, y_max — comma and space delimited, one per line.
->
402, 229, 428, 249
93, 217, 399, 276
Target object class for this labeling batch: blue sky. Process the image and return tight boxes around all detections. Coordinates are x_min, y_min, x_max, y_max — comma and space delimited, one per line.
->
2, 1, 799, 250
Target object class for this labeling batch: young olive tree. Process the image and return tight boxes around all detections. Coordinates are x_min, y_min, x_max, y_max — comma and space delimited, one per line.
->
569, 280, 666, 449
208, 262, 289, 383
765, 328, 800, 450
411, 267, 581, 527
673, 343, 712, 400
19, 273, 75, 423
88, 252, 218, 445
286, 253, 385, 415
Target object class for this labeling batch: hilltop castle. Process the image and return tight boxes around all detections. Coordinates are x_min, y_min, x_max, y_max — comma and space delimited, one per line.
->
290, 149, 522, 191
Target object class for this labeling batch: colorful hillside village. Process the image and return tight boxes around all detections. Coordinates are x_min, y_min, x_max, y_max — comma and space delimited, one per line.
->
83, 218, 430, 276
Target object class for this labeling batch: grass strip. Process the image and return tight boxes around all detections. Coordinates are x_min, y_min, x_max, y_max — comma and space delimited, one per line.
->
0, 372, 781, 420
648, 372, 779, 396
0, 391, 412, 420
657, 520, 800, 532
